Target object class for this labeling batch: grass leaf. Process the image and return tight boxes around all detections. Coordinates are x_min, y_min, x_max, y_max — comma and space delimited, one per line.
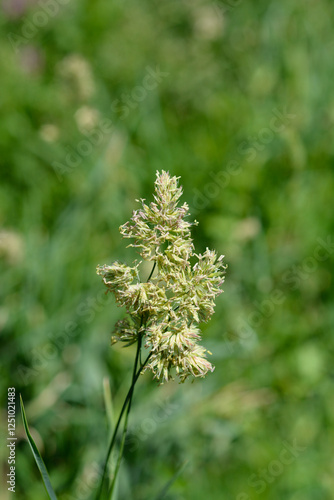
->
20, 395, 58, 500
153, 461, 188, 500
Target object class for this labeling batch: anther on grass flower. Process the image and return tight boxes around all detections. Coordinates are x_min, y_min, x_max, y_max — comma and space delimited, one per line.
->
97, 170, 226, 384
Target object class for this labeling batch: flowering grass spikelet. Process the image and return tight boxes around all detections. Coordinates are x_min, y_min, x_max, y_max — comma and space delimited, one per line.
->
97, 170, 226, 383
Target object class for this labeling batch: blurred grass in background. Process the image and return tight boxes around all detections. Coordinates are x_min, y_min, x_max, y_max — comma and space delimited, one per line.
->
0, 0, 333, 499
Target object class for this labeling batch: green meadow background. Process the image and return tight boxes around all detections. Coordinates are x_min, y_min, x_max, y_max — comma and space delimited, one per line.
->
1, 1, 334, 499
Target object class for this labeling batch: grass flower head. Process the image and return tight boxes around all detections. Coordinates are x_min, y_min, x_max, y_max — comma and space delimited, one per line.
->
97, 170, 226, 383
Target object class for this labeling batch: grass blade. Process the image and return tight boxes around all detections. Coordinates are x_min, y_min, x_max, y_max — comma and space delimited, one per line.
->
20, 394, 58, 500
103, 377, 114, 432
153, 461, 188, 500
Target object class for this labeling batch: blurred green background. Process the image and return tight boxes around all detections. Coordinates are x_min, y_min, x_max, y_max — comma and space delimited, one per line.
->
1, 1, 333, 499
